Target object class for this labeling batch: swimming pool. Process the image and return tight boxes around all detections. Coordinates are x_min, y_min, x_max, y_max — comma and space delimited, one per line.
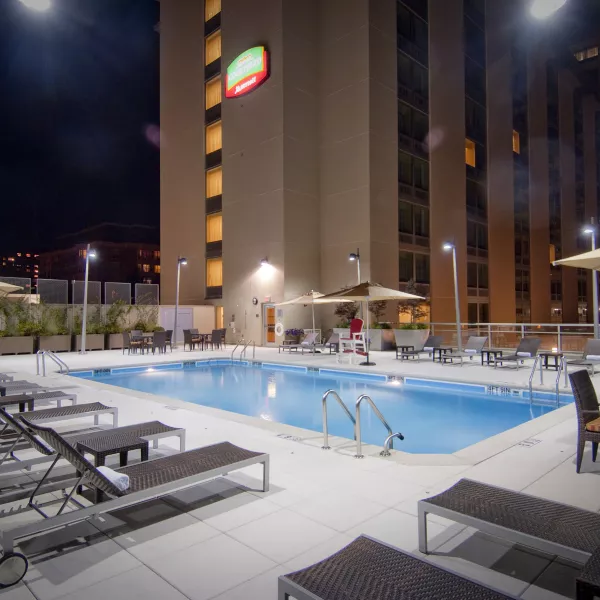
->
74, 363, 570, 454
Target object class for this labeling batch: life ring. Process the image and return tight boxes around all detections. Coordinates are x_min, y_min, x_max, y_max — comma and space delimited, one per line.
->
274, 322, 284, 337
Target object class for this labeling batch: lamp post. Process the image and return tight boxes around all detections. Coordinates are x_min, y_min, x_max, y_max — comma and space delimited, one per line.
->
530, 0, 567, 20
173, 256, 187, 348
19, 0, 52, 11
80, 244, 97, 355
583, 224, 599, 338
349, 249, 361, 284
443, 242, 462, 352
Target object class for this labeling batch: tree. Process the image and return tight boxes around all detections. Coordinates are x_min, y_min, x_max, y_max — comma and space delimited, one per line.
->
398, 279, 429, 323
334, 300, 359, 325
369, 300, 387, 322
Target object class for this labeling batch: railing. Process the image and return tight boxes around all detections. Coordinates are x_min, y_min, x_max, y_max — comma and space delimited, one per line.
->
355, 394, 403, 459
321, 390, 356, 450
230, 343, 241, 361
240, 340, 255, 360
36, 351, 69, 376
529, 355, 567, 408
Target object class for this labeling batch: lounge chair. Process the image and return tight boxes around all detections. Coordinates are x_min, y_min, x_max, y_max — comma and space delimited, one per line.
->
15, 402, 118, 427
0, 419, 269, 587
0, 381, 47, 397
396, 335, 442, 361
418, 478, 600, 566
493, 337, 541, 369
0, 406, 185, 477
569, 369, 600, 473
0, 374, 13, 382
279, 332, 318, 354
567, 339, 600, 375
279, 535, 519, 600
315, 330, 339, 354
2, 390, 77, 412
441, 335, 488, 365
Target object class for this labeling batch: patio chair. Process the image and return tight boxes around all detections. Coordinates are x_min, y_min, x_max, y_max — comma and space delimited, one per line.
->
397, 335, 442, 361
338, 319, 366, 363
165, 329, 173, 352
567, 339, 600, 375
0, 406, 185, 478
0, 419, 269, 587
279, 332, 318, 354
279, 535, 519, 600
183, 329, 199, 351
441, 336, 488, 365
122, 332, 142, 355
493, 337, 541, 370
569, 369, 600, 473
418, 478, 600, 571
152, 330, 167, 354
218, 328, 227, 349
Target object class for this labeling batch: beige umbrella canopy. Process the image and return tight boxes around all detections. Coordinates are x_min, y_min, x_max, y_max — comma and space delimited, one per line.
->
321, 282, 423, 366
553, 248, 600, 270
0, 282, 22, 296
276, 291, 352, 333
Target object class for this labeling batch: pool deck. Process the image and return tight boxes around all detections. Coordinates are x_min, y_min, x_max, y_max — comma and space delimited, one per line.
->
0, 346, 596, 600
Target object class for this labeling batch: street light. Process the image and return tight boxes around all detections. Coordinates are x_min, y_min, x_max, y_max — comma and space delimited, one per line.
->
80, 245, 97, 355
583, 224, 599, 338
349, 249, 361, 285
530, 0, 567, 20
172, 256, 187, 349
19, 0, 52, 11
443, 242, 462, 352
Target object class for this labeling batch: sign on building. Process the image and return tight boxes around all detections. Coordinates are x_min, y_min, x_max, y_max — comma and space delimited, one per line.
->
225, 46, 269, 98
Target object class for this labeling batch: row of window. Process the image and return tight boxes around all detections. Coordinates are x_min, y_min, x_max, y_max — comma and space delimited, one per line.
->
574, 46, 598, 62
399, 201, 428, 237
398, 151, 429, 189
399, 251, 430, 283
138, 264, 161, 274
205, 30, 222, 66
467, 261, 488, 289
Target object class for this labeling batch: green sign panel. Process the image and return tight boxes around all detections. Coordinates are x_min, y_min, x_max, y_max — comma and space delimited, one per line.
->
225, 46, 269, 98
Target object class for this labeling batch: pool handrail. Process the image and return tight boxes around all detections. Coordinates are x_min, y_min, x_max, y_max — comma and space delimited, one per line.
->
355, 394, 402, 459
321, 390, 356, 450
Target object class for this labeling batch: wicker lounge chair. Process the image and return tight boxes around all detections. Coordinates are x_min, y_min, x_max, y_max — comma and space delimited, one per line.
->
3, 390, 77, 410
0, 381, 47, 396
15, 401, 118, 427
279, 332, 318, 354
0, 419, 269, 587
493, 337, 541, 370
151, 330, 168, 354
418, 478, 600, 567
442, 336, 488, 365
569, 369, 600, 473
0, 406, 185, 477
397, 334, 442, 361
0, 374, 13, 382
567, 339, 600, 375
279, 535, 519, 600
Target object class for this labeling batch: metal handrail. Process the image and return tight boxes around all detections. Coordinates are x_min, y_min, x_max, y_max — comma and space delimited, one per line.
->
528, 355, 542, 405
36, 351, 70, 376
240, 340, 255, 360
230, 343, 241, 361
321, 390, 356, 450
381, 432, 405, 457
529, 354, 568, 408
355, 394, 396, 459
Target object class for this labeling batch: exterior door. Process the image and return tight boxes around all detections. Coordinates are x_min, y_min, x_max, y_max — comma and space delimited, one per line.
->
263, 304, 276, 346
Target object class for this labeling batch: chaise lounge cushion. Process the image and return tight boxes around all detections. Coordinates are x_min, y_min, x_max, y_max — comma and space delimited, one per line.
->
585, 417, 600, 432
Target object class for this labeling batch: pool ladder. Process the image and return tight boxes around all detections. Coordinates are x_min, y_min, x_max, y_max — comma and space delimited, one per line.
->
36, 351, 70, 376
231, 340, 255, 362
321, 390, 404, 458
528, 354, 567, 408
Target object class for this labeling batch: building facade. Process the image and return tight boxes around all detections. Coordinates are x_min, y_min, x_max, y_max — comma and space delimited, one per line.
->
0, 252, 39, 286
160, 0, 600, 343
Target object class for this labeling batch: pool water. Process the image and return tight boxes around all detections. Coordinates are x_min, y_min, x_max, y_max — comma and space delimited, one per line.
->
77, 365, 564, 454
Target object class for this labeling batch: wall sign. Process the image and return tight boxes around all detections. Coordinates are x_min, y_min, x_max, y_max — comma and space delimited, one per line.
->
225, 46, 269, 98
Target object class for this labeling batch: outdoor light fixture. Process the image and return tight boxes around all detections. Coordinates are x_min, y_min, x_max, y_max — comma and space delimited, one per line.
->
80, 244, 97, 355
19, 0, 51, 11
348, 249, 361, 285
530, 0, 567, 20
443, 241, 462, 352
260, 258, 269, 267
173, 256, 188, 349
583, 224, 599, 338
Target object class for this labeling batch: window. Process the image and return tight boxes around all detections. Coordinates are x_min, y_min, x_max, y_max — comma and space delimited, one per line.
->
206, 167, 222, 198
78, 249, 87, 258
153, 250, 160, 259
465, 139, 476, 167
467, 220, 477, 248
414, 206, 429, 237
142, 264, 150, 273
477, 263, 488, 289
206, 258, 223, 287
398, 201, 413, 234
399, 251, 414, 282
467, 262, 478, 287
477, 224, 488, 250
413, 111, 429, 142
512, 130, 520, 154
206, 212, 223, 243
413, 159, 429, 190
415, 254, 430, 284
574, 46, 599, 62
205, 0, 221, 21
206, 76, 222, 109
398, 102, 411, 136
549, 244, 556, 263
154, 265, 161, 274
205, 31, 221, 65
398, 151, 413, 184
216, 306, 224, 329
206, 121, 222, 154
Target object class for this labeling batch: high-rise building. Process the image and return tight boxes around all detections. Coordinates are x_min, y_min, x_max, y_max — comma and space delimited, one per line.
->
160, 0, 600, 343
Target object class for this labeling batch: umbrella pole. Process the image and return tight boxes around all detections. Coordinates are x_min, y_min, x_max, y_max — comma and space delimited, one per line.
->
311, 302, 317, 354
360, 299, 376, 366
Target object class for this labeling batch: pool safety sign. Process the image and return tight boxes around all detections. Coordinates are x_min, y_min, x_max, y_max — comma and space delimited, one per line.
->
225, 46, 269, 98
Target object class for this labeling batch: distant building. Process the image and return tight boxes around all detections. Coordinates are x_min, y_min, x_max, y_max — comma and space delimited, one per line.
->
39, 224, 161, 295
0, 252, 39, 285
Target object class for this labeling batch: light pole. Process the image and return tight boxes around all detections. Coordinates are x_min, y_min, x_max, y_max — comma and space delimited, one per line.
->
19, 0, 52, 11
583, 224, 599, 338
349, 249, 361, 285
80, 244, 97, 355
530, 0, 567, 20
443, 242, 462, 352
173, 256, 187, 348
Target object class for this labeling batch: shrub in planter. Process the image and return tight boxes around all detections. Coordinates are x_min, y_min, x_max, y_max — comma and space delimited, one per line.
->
285, 328, 304, 343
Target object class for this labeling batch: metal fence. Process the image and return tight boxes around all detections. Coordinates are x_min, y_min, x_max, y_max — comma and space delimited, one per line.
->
72, 281, 102, 305
135, 283, 159, 305
37, 279, 68, 304
105, 282, 131, 305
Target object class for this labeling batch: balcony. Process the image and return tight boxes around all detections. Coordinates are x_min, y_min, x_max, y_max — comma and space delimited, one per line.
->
206, 286, 222, 300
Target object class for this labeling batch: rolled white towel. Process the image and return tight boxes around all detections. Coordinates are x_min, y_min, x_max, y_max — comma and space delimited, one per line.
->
97, 465, 130, 492
516, 351, 531, 357
586, 355, 600, 360
464, 349, 477, 354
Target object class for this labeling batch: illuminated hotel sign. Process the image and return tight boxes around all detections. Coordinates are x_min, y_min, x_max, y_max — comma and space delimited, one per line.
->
225, 46, 269, 98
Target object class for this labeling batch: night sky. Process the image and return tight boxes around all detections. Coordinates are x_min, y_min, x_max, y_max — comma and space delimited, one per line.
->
0, 0, 159, 253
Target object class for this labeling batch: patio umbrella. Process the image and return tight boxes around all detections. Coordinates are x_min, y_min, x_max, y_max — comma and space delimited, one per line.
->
321, 282, 423, 366
0, 282, 22, 296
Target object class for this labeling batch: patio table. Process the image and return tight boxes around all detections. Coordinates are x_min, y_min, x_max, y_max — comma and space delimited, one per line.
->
481, 348, 503, 366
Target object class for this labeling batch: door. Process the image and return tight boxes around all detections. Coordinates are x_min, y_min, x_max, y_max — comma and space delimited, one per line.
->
159, 307, 193, 346
263, 304, 276, 346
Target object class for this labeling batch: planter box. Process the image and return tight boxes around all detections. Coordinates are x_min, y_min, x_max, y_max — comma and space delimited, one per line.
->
106, 333, 125, 350
39, 335, 71, 353
0, 336, 34, 355
392, 328, 430, 350
368, 329, 396, 351
333, 328, 350, 338
74, 334, 105, 352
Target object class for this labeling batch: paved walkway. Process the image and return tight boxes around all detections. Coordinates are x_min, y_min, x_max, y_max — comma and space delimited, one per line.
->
0, 346, 595, 600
